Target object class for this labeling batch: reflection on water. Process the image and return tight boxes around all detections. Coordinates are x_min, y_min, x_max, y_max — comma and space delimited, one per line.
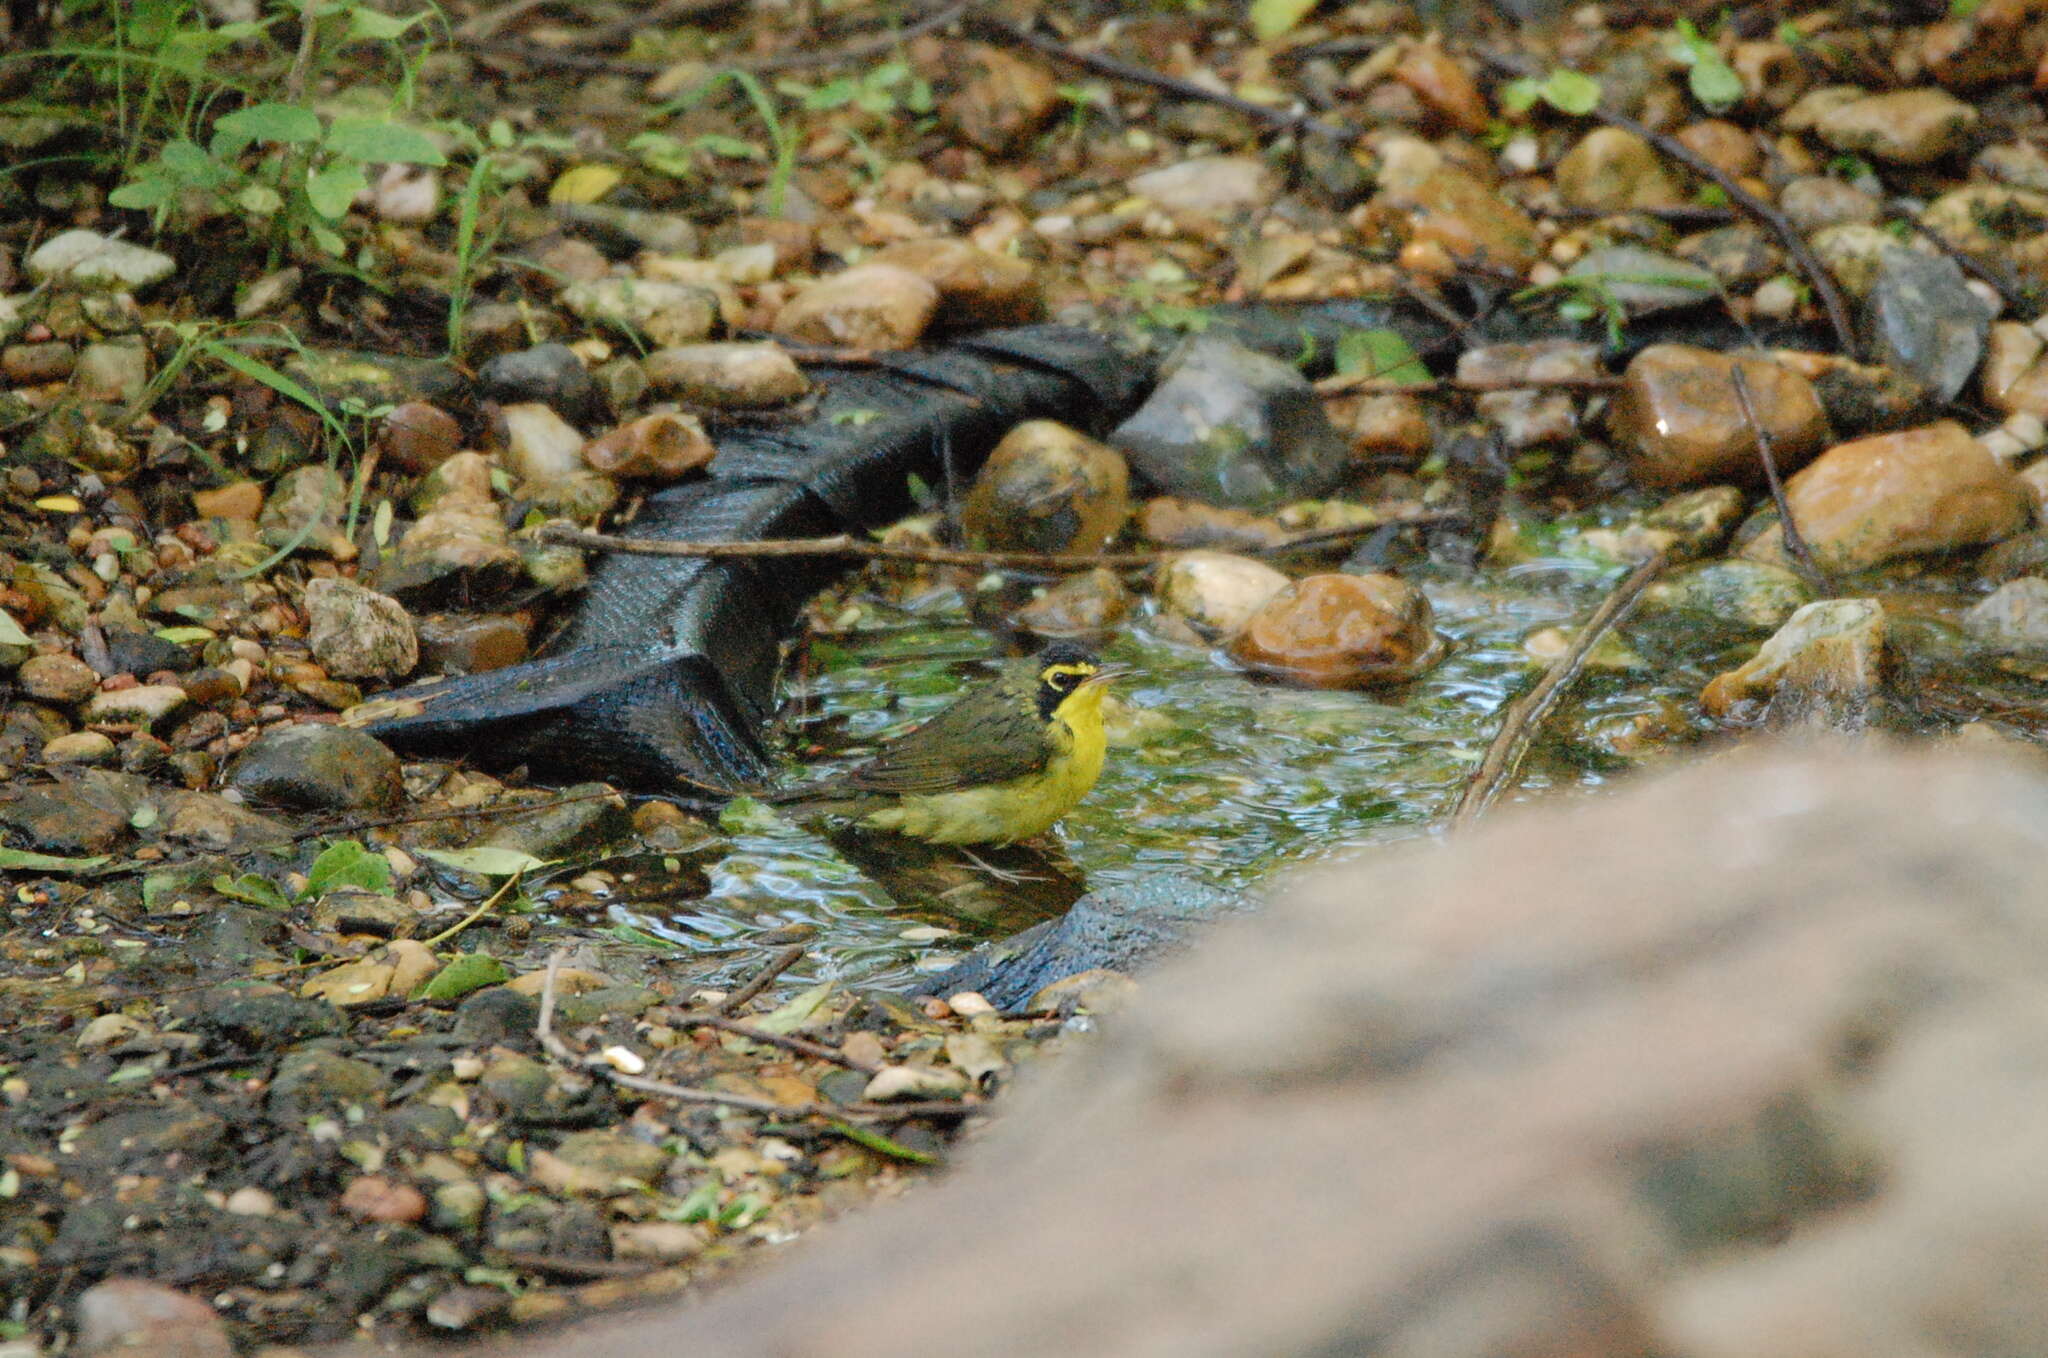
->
601, 554, 1703, 992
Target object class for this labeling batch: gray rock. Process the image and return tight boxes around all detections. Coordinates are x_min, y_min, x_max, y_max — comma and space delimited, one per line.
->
0, 769, 149, 853
1965, 577, 2048, 653
192, 991, 347, 1048
471, 783, 627, 861
266, 1047, 389, 1122
1565, 246, 1719, 316
1110, 335, 1350, 510
71, 339, 150, 403
26, 230, 175, 291
926, 875, 1255, 1010
69, 1102, 227, 1167
100, 627, 197, 677
1865, 248, 1989, 403
478, 343, 607, 425
304, 578, 418, 681
228, 723, 402, 810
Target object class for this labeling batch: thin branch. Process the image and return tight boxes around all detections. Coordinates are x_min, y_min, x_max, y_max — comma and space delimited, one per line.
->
716, 944, 808, 1014
1730, 366, 1831, 598
538, 516, 1456, 571
1479, 50, 1858, 358
1448, 551, 1668, 831
687, 1013, 885, 1074
1314, 372, 1623, 397
963, 15, 1352, 142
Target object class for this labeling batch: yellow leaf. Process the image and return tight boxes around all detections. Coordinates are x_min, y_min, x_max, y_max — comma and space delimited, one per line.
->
549, 164, 624, 205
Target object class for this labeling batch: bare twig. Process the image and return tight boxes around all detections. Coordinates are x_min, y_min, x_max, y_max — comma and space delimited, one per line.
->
715, 943, 808, 1014
1730, 366, 1831, 597
1448, 551, 1668, 831
689, 1013, 886, 1074
283, 0, 319, 104
538, 516, 1455, 571
1314, 372, 1623, 397
1479, 51, 1858, 358
419, 870, 525, 949
964, 15, 1352, 142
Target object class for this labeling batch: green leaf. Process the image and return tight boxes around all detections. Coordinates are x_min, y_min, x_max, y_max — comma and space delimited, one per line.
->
235, 183, 285, 217
305, 161, 367, 219
109, 176, 177, 211
1539, 69, 1602, 116
0, 848, 110, 873
1248, 0, 1318, 41
154, 626, 214, 644
129, 804, 158, 830
1500, 77, 1541, 116
828, 1119, 939, 1163
212, 102, 322, 157
0, 608, 27, 648
752, 981, 834, 1035
1335, 328, 1430, 384
413, 953, 510, 1001
1688, 57, 1743, 110
418, 847, 546, 877
302, 839, 393, 900
347, 6, 430, 40
211, 873, 292, 909
324, 118, 446, 166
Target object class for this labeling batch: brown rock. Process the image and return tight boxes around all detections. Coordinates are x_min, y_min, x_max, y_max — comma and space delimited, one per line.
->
1742, 421, 2029, 573
1228, 572, 1443, 687
644, 341, 808, 407
1344, 394, 1433, 462
1813, 88, 1978, 165
191, 480, 264, 521
4, 340, 75, 384
774, 264, 939, 350
1699, 598, 1887, 721
339, 1174, 428, 1224
1674, 119, 1760, 179
1128, 155, 1278, 218
1137, 498, 1291, 553
1155, 550, 1290, 639
1920, 0, 2048, 89
1982, 322, 2048, 417
417, 613, 530, 675
1776, 175, 1881, 232
377, 401, 464, 474
961, 421, 1131, 556
1376, 140, 1538, 273
1554, 127, 1686, 211
582, 412, 714, 481
74, 1278, 231, 1358
304, 578, 418, 681
1013, 568, 1131, 639
17, 652, 99, 704
951, 44, 1059, 154
1609, 345, 1829, 489
1390, 41, 1489, 135
869, 237, 1041, 327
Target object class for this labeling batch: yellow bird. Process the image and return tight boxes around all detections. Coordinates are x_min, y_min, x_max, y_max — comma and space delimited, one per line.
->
768, 642, 1124, 846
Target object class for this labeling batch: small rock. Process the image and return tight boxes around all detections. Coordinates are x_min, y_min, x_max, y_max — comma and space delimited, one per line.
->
71, 340, 149, 403
1642, 559, 1817, 630
774, 263, 939, 350
1156, 551, 1290, 639
1014, 568, 1132, 639
1460, 340, 1605, 450
304, 577, 418, 680
160, 789, 288, 851
43, 731, 117, 765
373, 461, 524, 605
1374, 138, 1538, 273
1554, 128, 1685, 211
1777, 176, 1882, 232
1344, 394, 1433, 462
1770, 349, 1927, 439
473, 782, 627, 860
258, 464, 350, 558
869, 237, 1041, 327
4, 339, 75, 383
1742, 422, 2029, 573
962, 420, 1131, 555
1027, 969, 1140, 1017
1813, 88, 1978, 165
228, 722, 402, 810
339, 1175, 429, 1224
1674, 225, 1782, 289
1864, 248, 1990, 404
1129, 155, 1277, 218
26, 229, 176, 291
17, 652, 98, 704
101, 628, 195, 677
191, 480, 264, 521
582, 411, 715, 481
1673, 118, 1761, 179
1608, 345, 1829, 489
371, 162, 438, 222
1964, 577, 2048, 653
1137, 497, 1291, 552
561, 277, 719, 348
299, 939, 438, 1008
544, 1129, 670, 1189
223, 1187, 277, 1217
376, 401, 465, 474
1806, 223, 1908, 299
1111, 334, 1350, 510
72, 1279, 231, 1358
497, 402, 617, 516
611, 1221, 710, 1261
1700, 598, 1887, 721
863, 1064, 972, 1102
951, 44, 1060, 154
267, 1047, 390, 1120
190, 990, 345, 1048
478, 344, 606, 425
644, 341, 807, 406
1390, 40, 1489, 134
417, 612, 530, 674
1227, 573, 1444, 688
82, 684, 188, 730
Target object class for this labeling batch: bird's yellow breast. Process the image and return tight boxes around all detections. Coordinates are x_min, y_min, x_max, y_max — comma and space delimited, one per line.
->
860, 684, 1110, 845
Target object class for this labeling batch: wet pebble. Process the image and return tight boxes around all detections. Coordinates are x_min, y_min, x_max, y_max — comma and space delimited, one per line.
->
497, 402, 617, 516
560, 277, 719, 348
266, 1047, 390, 1121
774, 263, 939, 350
1013, 568, 1131, 639
1864, 248, 1989, 404
870, 237, 1042, 326
1813, 88, 1978, 165
952, 43, 1061, 154
17, 651, 98, 704
1778, 176, 1882, 232
478, 343, 606, 424
644, 341, 807, 406
376, 401, 464, 474
1227, 572, 1444, 687
582, 411, 715, 481
1608, 345, 1828, 489
191, 480, 264, 520
26, 229, 176, 291
228, 722, 403, 810
1156, 550, 1290, 639
82, 683, 189, 730
1554, 128, 1685, 211
42, 730, 116, 765
1965, 577, 2048, 653
72, 1278, 231, 1358
1701, 598, 1888, 721
962, 420, 1131, 555
417, 612, 530, 675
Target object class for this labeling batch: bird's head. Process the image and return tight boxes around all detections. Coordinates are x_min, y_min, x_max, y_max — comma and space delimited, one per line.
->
1032, 642, 1126, 722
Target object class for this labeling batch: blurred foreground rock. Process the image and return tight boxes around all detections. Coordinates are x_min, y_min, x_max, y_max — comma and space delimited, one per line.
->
394, 742, 2048, 1358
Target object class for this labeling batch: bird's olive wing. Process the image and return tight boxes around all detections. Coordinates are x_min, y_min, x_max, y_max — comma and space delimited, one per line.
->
833, 682, 1051, 794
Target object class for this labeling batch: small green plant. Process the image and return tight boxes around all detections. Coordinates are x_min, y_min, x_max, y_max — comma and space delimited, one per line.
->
1664, 17, 1743, 111
776, 61, 932, 118
1500, 68, 1602, 117
1335, 328, 1430, 384
656, 68, 798, 216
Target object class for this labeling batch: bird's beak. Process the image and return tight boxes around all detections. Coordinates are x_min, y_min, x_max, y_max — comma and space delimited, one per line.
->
1082, 666, 1131, 688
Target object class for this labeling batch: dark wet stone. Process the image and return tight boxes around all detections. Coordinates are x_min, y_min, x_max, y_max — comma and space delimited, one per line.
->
926, 875, 1256, 1010
190, 905, 288, 967
267, 1048, 390, 1122
193, 990, 346, 1049
477, 343, 606, 425
1675, 226, 1783, 290
0, 769, 147, 853
477, 1051, 617, 1127
322, 1227, 427, 1318
284, 349, 462, 411
0, 703, 69, 776
1980, 529, 2048, 584
227, 723, 402, 811
382, 1101, 464, 1150
417, 612, 529, 674
1865, 248, 1990, 404
552, 983, 659, 1028
452, 986, 539, 1045
471, 783, 627, 860
69, 1102, 227, 1167
1110, 335, 1349, 511
99, 626, 196, 677
159, 789, 291, 852
487, 1196, 608, 1258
